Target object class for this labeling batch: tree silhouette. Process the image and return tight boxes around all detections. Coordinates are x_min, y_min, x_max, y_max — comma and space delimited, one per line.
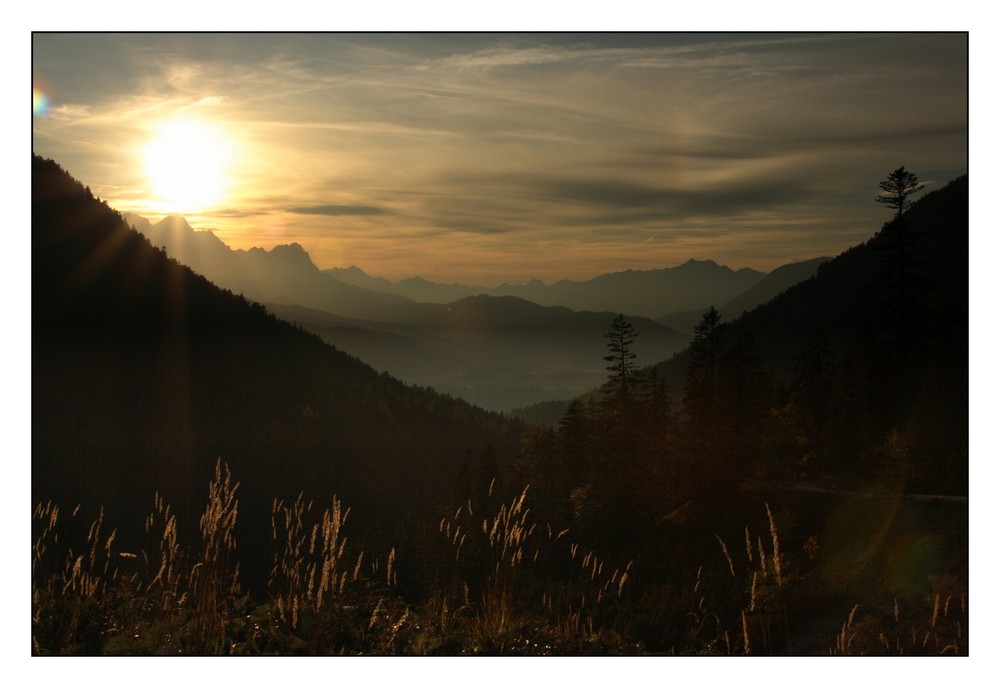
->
603, 314, 638, 412
558, 398, 592, 477
876, 167, 923, 218
791, 329, 836, 463
873, 166, 933, 402
683, 306, 724, 428
676, 307, 731, 498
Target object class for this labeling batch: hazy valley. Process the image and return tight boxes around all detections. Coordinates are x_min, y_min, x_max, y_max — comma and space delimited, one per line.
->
127, 212, 830, 410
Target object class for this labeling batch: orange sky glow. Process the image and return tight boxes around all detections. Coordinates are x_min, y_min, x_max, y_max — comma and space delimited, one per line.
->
32, 32, 968, 285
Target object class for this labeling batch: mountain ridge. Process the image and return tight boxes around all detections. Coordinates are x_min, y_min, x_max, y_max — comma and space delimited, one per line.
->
267, 292, 690, 410
122, 212, 838, 411
650, 175, 968, 389
33, 155, 521, 590
126, 212, 417, 321
658, 256, 832, 335
130, 211, 829, 326
325, 257, 770, 317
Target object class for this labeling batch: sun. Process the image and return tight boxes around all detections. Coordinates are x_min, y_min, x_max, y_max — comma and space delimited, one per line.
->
143, 118, 233, 214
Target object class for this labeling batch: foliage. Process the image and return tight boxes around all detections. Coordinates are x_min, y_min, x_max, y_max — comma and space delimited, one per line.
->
876, 166, 924, 218
602, 314, 638, 412
33, 462, 966, 655
831, 579, 967, 655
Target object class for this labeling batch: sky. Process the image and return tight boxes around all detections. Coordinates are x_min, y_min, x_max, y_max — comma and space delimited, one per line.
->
31, 32, 967, 284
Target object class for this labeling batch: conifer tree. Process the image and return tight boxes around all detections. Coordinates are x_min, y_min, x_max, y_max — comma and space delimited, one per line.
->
683, 306, 724, 428
602, 314, 638, 412
677, 307, 733, 499
558, 398, 592, 477
724, 332, 769, 442
873, 167, 933, 409
876, 166, 923, 218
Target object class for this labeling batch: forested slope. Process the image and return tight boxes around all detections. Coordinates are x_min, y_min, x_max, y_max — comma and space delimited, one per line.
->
32, 155, 521, 590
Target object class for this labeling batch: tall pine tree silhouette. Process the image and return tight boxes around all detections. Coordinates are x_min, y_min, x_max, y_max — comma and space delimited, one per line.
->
876, 166, 923, 218
873, 167, 933, 423
602, 314, 638, 413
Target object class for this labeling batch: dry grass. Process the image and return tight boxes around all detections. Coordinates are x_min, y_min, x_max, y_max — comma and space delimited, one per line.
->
185, 459, 242, 652
268, 492, 353, 628
831, 587, 967, 655
32, 468, 966, 655
436, 481, 633, 653
698, 503, 790, 655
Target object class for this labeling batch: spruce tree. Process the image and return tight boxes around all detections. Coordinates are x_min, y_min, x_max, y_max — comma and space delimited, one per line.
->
683, 306, 724, 430
874, 167, 933, 415
876, 166, 923, 218
602, 314, 638, 412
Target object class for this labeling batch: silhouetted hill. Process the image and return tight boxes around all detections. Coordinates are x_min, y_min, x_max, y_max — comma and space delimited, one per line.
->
658, 256, 832, 336
128, 213, 417, 321
543, 259, 764, 317
327, 259, 765, 318
33, 156, 521, 592
130, 213, 693, 410
648, 176, 968, 494
653, 177, 967, 384
331, 264, 397, 292
268, 295, 690, 411
720, 256, 831, 318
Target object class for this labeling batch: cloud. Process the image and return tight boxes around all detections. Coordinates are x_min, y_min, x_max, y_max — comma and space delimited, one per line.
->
206, 208, 267, 219
425, 167, 823, 226
287, 204, 387, 216
30, 33, 968, 283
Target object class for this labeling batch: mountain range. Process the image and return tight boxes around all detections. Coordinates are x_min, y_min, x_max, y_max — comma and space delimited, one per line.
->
265, 296, 689, 410
656, 256, 831, 335
129, 212, 830, 324
126, 214, 415, 322
650, 174, 969, 399
327, 259, 771, 319
127, 213, 831, 409
33, 156, 521, 591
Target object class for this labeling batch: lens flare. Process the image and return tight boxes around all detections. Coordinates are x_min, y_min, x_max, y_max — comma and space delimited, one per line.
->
33, 88, 50, 117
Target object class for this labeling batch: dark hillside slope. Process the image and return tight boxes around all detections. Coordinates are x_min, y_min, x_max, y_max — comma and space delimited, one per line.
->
657, 256, 831, 336
654, 176, 968, 385
129, 213, 417, 321
719, 256, 832, 320
647, 176, 967, 493
32, 156, 519, 588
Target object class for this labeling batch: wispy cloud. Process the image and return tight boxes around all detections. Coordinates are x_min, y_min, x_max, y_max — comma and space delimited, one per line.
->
31, 32, 968, 283
287, 204, 387, 216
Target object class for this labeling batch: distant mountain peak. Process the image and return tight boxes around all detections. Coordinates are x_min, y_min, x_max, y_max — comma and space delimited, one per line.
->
273, 241, 307, 253
147, 215, 228, 246
399, 276, 434, 287
156, 215, 194, 231
679, 257, 722, 269
266, 242, 316, 268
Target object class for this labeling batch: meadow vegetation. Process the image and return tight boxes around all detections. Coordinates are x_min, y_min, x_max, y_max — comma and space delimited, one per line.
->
32, 461, 966, 656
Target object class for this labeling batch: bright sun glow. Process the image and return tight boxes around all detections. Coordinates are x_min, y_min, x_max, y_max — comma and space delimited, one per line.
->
143, 118, 233, 213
